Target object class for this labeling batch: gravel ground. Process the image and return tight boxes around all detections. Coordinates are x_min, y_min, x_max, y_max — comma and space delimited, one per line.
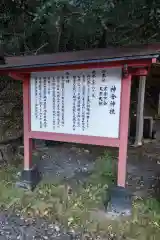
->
0, 212, 72, 240
0, 142, 104, 240
0, 140, 159, 239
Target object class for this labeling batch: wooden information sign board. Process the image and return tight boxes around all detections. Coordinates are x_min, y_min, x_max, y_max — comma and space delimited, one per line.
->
30, 67, 121, 138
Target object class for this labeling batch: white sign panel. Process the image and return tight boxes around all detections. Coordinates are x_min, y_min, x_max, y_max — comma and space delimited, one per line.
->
30, 67, 122, 138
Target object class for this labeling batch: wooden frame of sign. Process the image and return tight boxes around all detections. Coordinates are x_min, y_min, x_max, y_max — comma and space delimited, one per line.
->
0, 46, 159, 203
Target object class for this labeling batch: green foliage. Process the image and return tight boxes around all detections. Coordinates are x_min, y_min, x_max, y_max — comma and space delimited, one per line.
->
1, 0, 160, 55
89, 151, 116, 186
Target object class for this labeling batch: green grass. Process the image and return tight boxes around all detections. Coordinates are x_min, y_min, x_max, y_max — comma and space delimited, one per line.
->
0, 152, 115, 226
0, 151, 160, 239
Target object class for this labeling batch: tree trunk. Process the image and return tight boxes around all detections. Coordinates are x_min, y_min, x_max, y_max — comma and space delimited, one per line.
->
134, 76, 146, 147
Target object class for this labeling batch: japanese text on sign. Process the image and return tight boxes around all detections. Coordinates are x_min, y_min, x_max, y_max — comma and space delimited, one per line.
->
30, 67, 122, 138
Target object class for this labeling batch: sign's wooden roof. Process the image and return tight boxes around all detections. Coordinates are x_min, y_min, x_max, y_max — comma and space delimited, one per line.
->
1, 43, 160, 70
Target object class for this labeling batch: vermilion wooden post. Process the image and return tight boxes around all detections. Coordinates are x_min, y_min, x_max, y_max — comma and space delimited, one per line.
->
16, 75, 41, 190
117, 73, 132, 187
23, 76, 32, 170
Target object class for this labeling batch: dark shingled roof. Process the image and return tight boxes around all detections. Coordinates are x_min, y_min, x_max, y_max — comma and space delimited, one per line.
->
0, 43, 160, 70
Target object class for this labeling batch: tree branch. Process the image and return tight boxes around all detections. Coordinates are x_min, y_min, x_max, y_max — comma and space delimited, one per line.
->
34, 43, 48, 55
